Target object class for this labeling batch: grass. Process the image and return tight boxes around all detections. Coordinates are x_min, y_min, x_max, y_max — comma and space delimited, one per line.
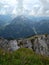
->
0, 48, 49, 65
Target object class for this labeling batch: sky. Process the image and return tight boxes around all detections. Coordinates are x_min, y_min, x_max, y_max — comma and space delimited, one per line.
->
0, 0, 49, 16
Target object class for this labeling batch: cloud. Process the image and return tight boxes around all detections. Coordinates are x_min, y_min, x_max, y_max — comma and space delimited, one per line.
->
38, 0, 49, 16
0, 0, 17, 15
28, 0, 49, 16
0, 0, 49, 16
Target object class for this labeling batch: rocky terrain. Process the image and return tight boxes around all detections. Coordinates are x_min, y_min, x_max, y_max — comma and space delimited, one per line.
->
0, 34, 49, 56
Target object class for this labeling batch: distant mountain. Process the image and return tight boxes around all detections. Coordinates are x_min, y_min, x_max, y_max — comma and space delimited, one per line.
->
0, 15, 49, 39
0, 15, 35, 39
27, 16, 49, 22
0, 20, 5, 27
34, 19, 49, 34
0, 15, 13, 26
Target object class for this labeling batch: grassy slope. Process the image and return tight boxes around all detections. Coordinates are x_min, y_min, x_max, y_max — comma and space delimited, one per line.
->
0, 48, 49, 65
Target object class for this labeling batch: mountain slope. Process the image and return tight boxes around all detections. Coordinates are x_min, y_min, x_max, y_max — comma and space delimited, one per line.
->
0, 16, 49, 39
34, 20, 49, 34
0, 16, 35, 39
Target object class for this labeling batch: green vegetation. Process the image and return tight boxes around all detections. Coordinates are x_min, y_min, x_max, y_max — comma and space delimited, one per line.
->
0, 48, 49, 65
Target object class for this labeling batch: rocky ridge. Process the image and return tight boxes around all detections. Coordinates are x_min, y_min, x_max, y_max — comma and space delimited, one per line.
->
0, 34, 49, 56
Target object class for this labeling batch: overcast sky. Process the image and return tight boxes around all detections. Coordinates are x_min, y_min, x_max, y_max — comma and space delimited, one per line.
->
0, 0, 49, 16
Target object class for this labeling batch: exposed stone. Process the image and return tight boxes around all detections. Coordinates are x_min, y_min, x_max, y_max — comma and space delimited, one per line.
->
0, 35, 49, 56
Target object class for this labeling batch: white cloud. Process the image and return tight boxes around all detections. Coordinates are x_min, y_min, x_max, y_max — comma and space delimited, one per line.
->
29, 10, 35, 16
3, 5, 9, 8
0, 0, 49, 16
39, 0, 49, 16
12, 8, 17, 15
0, 0, 17, 15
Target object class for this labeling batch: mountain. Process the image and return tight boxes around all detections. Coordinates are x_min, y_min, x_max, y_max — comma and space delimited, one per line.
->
0, 14, 14, 31
0, 15, 49, 39
0, 15, 12, 22
0, 20, 5, 27
0, 16, 35, 39
0, 15, 13, 27
34, 19, 49, 34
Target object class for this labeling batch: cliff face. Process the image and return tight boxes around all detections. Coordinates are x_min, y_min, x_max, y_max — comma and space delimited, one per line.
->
0, 39, 20, 51
0, 35, 49, 56
33, 35, 49, 56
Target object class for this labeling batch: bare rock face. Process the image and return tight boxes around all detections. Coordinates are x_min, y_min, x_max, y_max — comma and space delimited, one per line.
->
0, 38, 20, 51
8, 40, 20, 51
0, 38, 9, 50
33, 35, 49, 56
17, 35, 49, 56
19, 40, 32, 49
0, 34, 49, 56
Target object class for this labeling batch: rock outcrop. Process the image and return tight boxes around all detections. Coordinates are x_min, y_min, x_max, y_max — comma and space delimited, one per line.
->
0, 35, 49, 56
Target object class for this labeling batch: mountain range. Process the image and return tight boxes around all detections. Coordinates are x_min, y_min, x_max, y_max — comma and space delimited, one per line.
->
0, 15, 13, 27
0, 15, 49, 39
